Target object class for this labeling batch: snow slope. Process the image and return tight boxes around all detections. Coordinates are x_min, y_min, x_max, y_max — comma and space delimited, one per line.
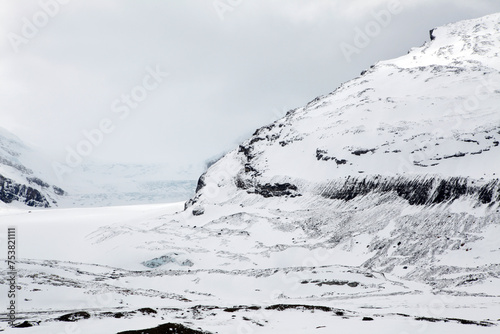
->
1, 13, 500, 334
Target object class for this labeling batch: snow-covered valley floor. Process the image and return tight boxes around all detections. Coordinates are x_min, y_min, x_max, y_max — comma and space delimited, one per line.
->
0, 202, 499, 333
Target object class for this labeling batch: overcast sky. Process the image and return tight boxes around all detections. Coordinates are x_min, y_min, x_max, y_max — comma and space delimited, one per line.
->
1, 0, 499, 180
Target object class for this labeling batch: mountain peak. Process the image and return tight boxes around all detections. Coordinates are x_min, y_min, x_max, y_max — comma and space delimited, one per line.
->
389, 12, 500, 70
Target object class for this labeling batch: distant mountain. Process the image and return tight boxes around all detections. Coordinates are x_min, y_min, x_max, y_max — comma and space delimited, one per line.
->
0, 127, 196, 208
59, 162, 197, 207
0, 127, 63, 207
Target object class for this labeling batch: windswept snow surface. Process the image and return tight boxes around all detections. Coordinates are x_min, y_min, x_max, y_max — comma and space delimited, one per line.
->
1, 13, 500, 334
1, 203, 499, 333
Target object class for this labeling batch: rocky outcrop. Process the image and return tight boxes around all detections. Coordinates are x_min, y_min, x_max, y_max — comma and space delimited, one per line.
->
0, 173, 50, 207
117, 322, 212, 334
237, 180, 301, 198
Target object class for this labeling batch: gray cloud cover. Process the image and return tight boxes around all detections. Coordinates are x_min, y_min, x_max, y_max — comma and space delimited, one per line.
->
1, 0, 499, 179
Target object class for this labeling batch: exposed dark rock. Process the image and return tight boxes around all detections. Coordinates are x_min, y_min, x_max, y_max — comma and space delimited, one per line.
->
416, 316, 441, 323
0, 173, 50, 207
316, 149, 331, 161
238, 145, 254, 161
301, 279, 360, 287
192, 207, 205, 216
137, 307, 157, 315
249, 183, 300, 198
235, 176, 300, 198
117, 322, 212, 334
316, 149, 348, 165
461, 139, 479, 145
446, 318, 495, 327
265, 304, 333, 313
252, 124, 275, 137
13, 321, 39, 328
443, 152, 467, 159
244, 163, 258, 174
195, 173, 206, 193
351, 148, 376, 156
56, 311, 91, 322
415, 316, 495, 327
223, 305, 261, 312
249, 137, 265, 145
430, 28, 436, 41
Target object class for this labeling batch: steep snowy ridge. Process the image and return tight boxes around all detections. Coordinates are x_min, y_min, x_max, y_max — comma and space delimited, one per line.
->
190, 13, 500, 208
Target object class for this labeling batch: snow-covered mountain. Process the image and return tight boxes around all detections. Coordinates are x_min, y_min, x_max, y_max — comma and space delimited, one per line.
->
0, 127, 65, 208
177, 13, 500, 292
57, 162, 197, 207
0, 127, 196, 208
189, 12, 500, 208
1, 13, 500, 334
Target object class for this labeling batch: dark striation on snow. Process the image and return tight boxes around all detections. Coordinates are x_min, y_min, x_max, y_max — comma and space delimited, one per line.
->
319, 176, 500, 206
0, 173, 50, 207
0, 156, 33, 175
53, 185, 65, 196
142, 254, 194, 268
415, 316, 495, 327
223, 305, 261, 312
301, 279, 360, 287
27, 177, 49, 188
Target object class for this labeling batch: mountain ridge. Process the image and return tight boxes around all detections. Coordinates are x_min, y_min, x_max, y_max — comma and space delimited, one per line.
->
188, 12, 500, 210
